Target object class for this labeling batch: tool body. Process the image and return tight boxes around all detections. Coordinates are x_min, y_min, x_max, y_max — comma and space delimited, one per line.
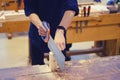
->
80, 21, 82, 32
76, 21, 79, 33
42, 21, 65, 71
78, 6, 91, 33
84, 6, 91, 27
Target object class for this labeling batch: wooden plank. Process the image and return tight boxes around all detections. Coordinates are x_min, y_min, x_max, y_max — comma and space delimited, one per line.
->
71, 13, 120, 28
1, 73, 57, 80
5, 14, 28, 21
0, 13, 30, 33
0, 20, 30, 33
0, 56, 120, 80
67, 25, 120, 43
99, 13, 120, 25
0, 65, 51, 79
0, 65, 60, 80
57, 56, 120, 80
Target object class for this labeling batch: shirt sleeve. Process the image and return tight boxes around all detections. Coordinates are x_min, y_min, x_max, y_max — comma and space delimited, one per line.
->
24, 0, 38, 16
63, 0, 79, 16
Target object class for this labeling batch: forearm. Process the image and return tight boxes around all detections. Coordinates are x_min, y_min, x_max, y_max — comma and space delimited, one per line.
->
55, 10, 75, 50
29, 13, 43, 29
59, 10, 75, 30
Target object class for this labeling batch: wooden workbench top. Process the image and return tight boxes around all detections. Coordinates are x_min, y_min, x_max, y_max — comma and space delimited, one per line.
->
0, 56, 120, 80
58, 56, 120, 80
0, 10, 29, 23
0, 65, 57, 80
0, 15, 29, 23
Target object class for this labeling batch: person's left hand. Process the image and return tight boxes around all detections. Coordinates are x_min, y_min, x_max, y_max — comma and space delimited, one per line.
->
54, 29, 66, 51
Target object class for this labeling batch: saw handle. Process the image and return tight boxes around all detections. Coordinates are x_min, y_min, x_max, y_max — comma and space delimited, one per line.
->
41, 21, 50, 43
83, 6, 86, 17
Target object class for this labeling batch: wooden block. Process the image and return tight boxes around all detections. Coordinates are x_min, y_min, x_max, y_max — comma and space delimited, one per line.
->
49, 52, 57, 72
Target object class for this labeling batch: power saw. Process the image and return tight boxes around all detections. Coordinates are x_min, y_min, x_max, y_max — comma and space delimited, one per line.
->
41, 21, 65, 71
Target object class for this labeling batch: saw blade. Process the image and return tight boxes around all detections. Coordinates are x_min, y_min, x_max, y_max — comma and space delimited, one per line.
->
48, 36, 65, 71
42, 21, 65, 71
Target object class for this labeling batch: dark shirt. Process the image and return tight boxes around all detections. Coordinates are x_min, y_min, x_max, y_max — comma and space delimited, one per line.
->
24, 0, 79, 51
24, 0, 79, 26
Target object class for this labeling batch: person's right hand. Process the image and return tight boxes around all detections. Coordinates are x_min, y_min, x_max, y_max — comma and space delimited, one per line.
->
37, 24, 47, 36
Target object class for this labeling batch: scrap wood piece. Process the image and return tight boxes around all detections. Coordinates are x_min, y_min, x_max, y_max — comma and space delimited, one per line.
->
49, 52, 58, 72
57, 56, 120, 80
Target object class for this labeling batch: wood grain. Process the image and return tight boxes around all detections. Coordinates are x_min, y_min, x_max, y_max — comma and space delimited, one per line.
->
57, 56, 120, 80
2, 73, 57, 80
67, 25, 120, 43
0, 65, 51, 79
0, 56, 120, 80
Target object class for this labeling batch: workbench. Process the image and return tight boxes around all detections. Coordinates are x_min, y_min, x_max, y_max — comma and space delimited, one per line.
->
67, 13, 120, 56
0, 55, 120, 80
0, 16, 29, 32
0, 12, 120, 55
0, 13, 30, 39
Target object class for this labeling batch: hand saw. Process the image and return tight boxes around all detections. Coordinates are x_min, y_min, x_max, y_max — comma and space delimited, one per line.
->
41, 21, 65, 71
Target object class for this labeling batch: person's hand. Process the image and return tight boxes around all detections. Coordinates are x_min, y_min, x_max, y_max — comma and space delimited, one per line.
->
54, 29, 66, 51
37, 24, 47, 36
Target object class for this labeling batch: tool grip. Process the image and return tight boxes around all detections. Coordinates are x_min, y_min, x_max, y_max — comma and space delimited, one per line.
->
41, 21, 50, 43
83, 7, 86, 17
87, 6, 91, 17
